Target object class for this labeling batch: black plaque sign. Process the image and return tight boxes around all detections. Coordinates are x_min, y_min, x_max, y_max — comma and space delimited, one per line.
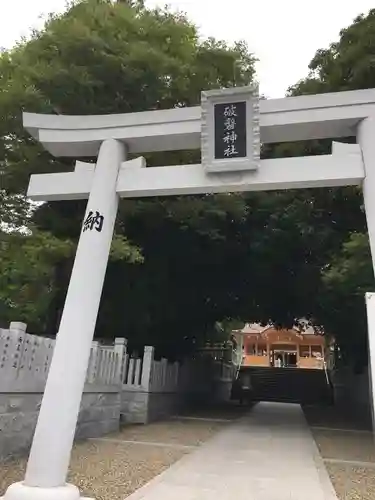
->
214, 101, 247, 160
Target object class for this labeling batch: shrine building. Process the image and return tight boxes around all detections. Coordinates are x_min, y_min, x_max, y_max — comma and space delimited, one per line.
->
232, 323, 326, 369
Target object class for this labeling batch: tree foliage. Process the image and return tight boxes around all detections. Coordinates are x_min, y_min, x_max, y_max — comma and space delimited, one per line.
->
2, 1, 375, 364
0, 0, 256, 356
289, 9, 375, 96
0, 227, 73, 329
283, 9, 375, 367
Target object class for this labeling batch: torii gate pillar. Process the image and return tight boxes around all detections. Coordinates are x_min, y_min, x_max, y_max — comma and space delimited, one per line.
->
358, 116, 375, 430
4, 139, 126, 500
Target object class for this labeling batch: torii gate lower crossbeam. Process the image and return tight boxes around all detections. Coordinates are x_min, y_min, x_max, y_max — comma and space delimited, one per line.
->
3, 87, 375, 500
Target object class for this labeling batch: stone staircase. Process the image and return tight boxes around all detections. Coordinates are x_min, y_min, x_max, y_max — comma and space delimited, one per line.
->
245, 367, 333, 405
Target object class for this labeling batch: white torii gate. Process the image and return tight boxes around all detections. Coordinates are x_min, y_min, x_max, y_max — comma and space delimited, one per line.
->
3, 86, 375, 500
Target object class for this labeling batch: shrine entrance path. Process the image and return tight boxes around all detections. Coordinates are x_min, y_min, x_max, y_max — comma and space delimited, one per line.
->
125, 402, 337, 500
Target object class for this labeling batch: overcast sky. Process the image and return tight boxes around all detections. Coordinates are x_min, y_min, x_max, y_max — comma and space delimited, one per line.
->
0, 0, 374, 98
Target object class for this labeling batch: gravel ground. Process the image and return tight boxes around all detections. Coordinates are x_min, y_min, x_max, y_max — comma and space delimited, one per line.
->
0, 415, 230, 500
305, 405, 375, 500
0, 441, 188, 500
325, 463, 375, 500
312, 428, 375, 463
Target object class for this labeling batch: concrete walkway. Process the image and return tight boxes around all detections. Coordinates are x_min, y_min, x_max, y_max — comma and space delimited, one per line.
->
126, 402, 338, 500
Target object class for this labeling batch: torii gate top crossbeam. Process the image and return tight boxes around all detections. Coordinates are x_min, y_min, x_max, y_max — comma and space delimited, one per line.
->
23, 88, 375, 158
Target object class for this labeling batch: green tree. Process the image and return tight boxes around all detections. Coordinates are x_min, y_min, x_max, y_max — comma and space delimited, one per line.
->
0, 227, 73, 329
289, 9, 375, 96
5, 0, 374, 364
276, 9, 375, 367
0, 0, 256, 353
0, 224, 142, 329
318, 232, 373, 369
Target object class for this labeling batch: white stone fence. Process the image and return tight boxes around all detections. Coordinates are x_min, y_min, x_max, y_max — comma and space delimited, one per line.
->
120, 344, 236, 423
120, 345, 180, 391
0, 322, 125, 390
0, 322, 128, 460
0, 321, 236, 428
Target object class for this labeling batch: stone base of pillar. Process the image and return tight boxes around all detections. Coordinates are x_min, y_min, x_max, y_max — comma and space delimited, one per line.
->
1, 482, 93, 500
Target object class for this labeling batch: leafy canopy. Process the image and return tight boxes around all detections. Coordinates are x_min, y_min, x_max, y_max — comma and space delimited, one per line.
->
0, 0, 256, 353
2, 1, 375, 366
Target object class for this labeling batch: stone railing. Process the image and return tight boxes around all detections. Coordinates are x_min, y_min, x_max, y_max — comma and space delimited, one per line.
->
0, 322, 125, 460
0, 321, 237, 459
0, 322, 125, 390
